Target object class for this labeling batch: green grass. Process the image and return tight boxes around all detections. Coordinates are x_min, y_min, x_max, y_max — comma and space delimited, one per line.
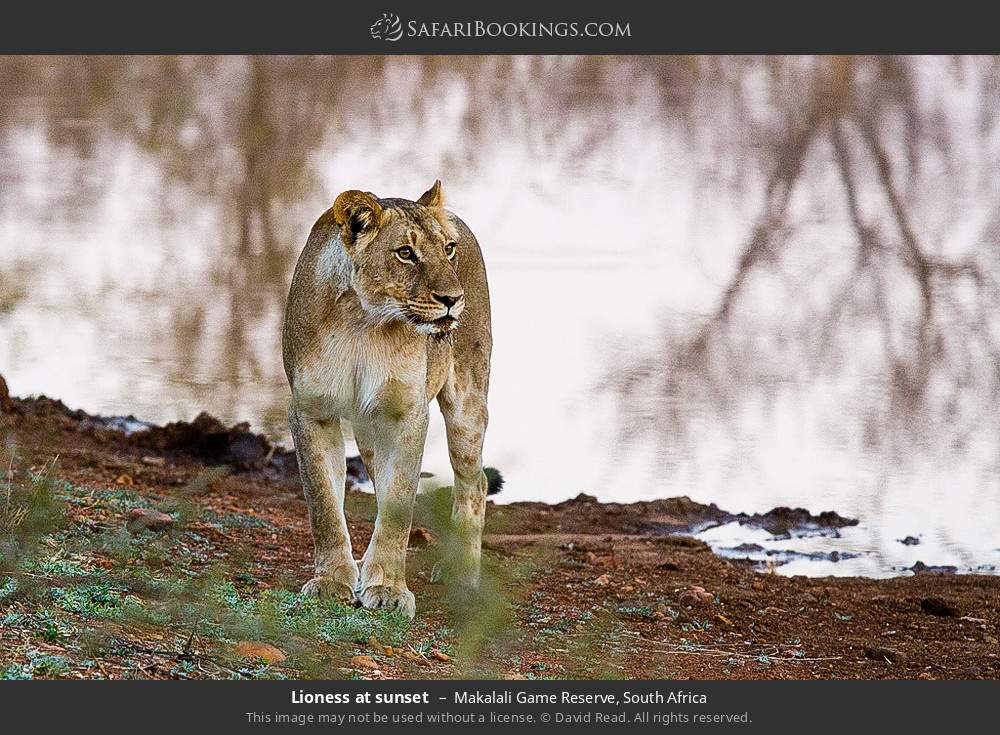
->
215, 582, 411, 647
0, 455, 654, 680
0, 464, 412, 679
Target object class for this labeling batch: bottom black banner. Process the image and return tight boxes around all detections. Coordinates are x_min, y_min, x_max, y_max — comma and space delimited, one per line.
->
2, 680, 996, 731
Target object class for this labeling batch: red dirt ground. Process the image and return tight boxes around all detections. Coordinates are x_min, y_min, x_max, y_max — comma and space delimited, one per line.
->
1, 388, 997, 680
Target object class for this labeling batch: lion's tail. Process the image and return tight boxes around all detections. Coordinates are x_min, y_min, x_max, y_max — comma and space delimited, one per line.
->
484, 467, 504, 496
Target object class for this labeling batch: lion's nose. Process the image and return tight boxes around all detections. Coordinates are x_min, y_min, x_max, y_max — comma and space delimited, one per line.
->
432, 292, 462, 308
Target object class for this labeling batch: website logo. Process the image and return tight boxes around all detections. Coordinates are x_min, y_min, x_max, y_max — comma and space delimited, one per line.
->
370, 12, 403, 42
367, 15, 631, 43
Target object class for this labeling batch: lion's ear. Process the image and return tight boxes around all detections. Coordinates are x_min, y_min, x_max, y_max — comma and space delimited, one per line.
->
332, 190, 383, 246
416, 179, 444, 208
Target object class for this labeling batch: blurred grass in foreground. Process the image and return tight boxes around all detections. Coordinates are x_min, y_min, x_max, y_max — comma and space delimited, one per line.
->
0, 459, 411, 679
0, 443, 637, 680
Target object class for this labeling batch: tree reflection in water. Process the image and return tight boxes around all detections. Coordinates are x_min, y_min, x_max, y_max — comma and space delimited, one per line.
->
1, 57, 999, 573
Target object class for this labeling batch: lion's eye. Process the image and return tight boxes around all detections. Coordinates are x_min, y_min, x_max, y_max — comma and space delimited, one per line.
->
394, 246, 416, 263
444, 242, 457, 259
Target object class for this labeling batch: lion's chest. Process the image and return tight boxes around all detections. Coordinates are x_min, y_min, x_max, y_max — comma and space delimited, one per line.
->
294, 330, 427, 421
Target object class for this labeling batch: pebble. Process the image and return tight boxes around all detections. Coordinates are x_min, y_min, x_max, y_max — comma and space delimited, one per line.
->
0, 373, 12, 413
864, 645, 907, 664
679, 586, 714, 606
403, 651, 431, 666
350, 655, 379, 670
126, 507, 174, 533
586, 553, 613, 567
431, 650, 451, 662
235, 641, 286, 663
920, 597, 961, 617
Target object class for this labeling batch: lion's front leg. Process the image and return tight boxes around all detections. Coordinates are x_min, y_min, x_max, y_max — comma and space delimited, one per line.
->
288, 407, 359, 601
354, 407, 428, 619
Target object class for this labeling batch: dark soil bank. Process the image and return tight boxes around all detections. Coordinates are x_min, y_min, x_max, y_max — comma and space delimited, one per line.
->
1, 387, 998, 680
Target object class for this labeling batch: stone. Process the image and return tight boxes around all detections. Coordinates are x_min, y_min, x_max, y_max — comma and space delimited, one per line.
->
679, 586, 714, 606
920, 597, 961, 617
0, 373, 13, 413
864, 646, 907, 664
126, 507, 174, 533
350, 655, 379, 670
403, 650, 431, 666
235, 641, 286, 663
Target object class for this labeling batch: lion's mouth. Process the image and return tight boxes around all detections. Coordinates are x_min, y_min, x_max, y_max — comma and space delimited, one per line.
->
431, 315, 459, 332
414, 314, 458, 335
406, 308, 460, 335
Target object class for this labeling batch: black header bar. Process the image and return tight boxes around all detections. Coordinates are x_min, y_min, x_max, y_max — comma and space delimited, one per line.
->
1, 1, 998, 54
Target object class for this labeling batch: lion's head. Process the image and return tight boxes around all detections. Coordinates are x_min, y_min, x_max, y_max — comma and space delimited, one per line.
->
332, 181, 464, 336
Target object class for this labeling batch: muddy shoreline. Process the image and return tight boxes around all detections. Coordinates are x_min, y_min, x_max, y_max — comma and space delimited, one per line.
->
12, 391, 862, 540
2, 390, 938, 575
1, 383, 998, 680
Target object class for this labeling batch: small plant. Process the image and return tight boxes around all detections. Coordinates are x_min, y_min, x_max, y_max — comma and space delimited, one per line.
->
30, 654, 70, 678
31, 609, 66, 642
1, 466, 70, 577
1, 663, 32, 680
616, 604, 656, 619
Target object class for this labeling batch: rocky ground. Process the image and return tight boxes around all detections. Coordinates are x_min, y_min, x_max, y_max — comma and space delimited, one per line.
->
0, 377, 997, 680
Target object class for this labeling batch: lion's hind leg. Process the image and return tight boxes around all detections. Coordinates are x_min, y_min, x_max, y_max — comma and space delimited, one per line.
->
435, 367, 490, 590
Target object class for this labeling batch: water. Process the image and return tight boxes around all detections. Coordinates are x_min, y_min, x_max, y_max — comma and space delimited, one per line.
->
1, 56, 999, 576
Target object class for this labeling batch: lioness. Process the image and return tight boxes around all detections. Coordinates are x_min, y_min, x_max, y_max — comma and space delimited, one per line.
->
282, 181, 496, 618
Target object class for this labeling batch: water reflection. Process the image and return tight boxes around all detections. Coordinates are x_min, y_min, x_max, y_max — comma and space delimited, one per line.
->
0, 56, 998, 576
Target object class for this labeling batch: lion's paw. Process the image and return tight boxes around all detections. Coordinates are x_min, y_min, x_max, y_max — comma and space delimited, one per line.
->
430, 559, 480, 590
356, 584, 416, 618
301, 563, 359, 602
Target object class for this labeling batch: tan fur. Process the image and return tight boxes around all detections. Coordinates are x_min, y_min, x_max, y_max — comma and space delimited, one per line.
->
282, 181, 493, 618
